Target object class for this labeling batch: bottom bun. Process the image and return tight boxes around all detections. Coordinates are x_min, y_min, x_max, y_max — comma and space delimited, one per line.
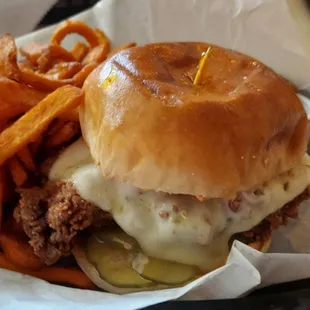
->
72, 236, 272, 294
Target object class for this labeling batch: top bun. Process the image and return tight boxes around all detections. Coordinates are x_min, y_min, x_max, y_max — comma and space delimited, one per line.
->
80, 42, 308, 199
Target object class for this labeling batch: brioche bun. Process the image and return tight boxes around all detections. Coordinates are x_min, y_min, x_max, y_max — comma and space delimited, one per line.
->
80, 42, 308, 199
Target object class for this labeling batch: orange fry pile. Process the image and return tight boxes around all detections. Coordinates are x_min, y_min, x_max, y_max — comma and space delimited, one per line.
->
0, 230, 96, 289
0, 19, 136, 289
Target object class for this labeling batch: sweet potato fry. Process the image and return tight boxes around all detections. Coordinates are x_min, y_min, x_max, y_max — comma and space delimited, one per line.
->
0, 36, 81, 91
47, 62, 83, 80
18, 58, 36, 71
0, 232, 43, 270
84, 44, 109, 64
37, 44, 76, 73
71, 42, 89, 62
0, 77, 75, 122
0, 121, 7, 132
0, 35, 96, 91
2, 217, 23, 234
0, 253, 96, 289
0, 34, 19, 80
45, 121, 80, 148
19, 62, 97, 91
0, 85, 83, 166
109, 42, 136, 57
0, 77, 47, 105
51, 20, 101, 48
0, 99, 25, 122
17, 146, 36, 172
8, 156, 28, 186
0, 253, 15, 269
95, 28, 111, 49
0, 165, 13, 203
62, 108, 79, 122
0, 77, 47, 121
72, 62, 98, 87
29, 136, 43, 157
46, 119, 68, 136
18, 63, 69, 90
0, 167, 4, 229
35, 267, 96, 289
20, 42, 48, 65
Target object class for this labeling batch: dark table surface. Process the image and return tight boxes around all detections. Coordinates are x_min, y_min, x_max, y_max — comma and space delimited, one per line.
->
145, 278, 310, 310
37, 0, 100, 28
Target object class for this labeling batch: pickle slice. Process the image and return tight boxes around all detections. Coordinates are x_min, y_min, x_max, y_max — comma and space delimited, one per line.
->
86, 233, 154, 288
132, 253, 198, 285
86, 228, 199, 288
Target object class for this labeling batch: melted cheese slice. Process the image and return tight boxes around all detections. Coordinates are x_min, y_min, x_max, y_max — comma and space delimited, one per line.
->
49, 139, 310, 270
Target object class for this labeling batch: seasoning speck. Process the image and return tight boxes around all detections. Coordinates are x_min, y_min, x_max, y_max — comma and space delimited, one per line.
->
180, 210, 188, 220
283, 182, 289, 191
159, 211, 169, 219
196, 195, 204, 202
253, 188, 264, 196
172, 205, 179, 213
123, 242, 133, 250
288, 170, 294, 177
204, 216, 211, 224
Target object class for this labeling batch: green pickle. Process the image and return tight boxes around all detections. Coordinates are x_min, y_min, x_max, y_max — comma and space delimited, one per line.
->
86, 228, 198, 288
132, 254, 198, 285
86, 232, 154, 288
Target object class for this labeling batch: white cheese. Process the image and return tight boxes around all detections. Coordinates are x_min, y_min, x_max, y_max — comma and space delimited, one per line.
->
49, 139, 310, 270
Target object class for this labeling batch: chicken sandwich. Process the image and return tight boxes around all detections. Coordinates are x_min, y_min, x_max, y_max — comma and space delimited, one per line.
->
14, 42, 310, 293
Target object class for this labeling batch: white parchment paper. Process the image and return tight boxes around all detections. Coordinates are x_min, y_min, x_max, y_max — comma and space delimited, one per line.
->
2, 0, 310, 309
0, 0, 57, 36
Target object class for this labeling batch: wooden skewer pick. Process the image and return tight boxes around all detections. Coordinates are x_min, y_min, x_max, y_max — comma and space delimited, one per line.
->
193, 47, 212, 86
